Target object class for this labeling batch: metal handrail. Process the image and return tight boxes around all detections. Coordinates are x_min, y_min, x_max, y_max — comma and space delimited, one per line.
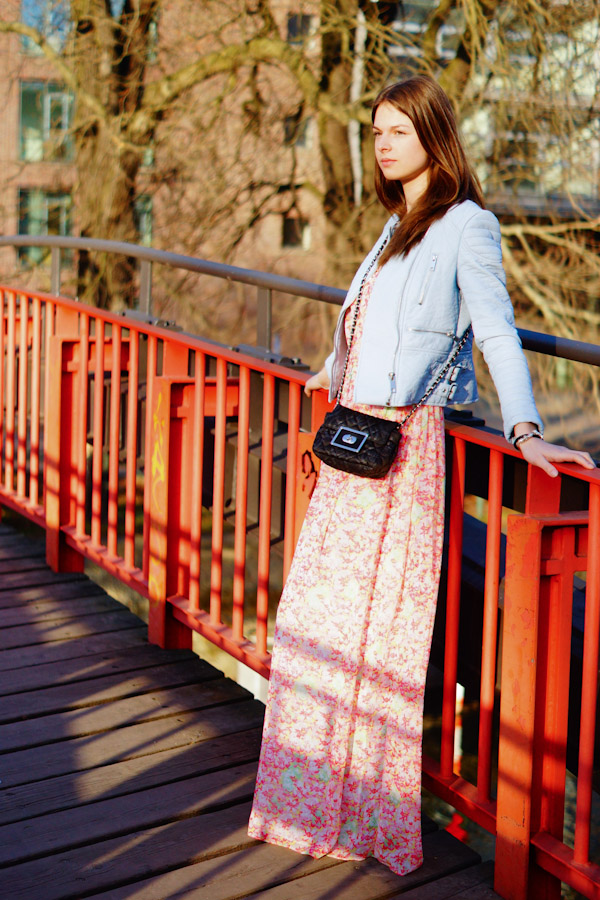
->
2, 234, 600, 367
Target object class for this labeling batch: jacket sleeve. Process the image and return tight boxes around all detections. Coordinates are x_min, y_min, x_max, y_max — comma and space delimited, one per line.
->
324, 350, 335, 383
457, 209, 543, 441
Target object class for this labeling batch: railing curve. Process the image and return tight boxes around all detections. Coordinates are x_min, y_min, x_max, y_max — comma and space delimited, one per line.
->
2, 235, 600, 368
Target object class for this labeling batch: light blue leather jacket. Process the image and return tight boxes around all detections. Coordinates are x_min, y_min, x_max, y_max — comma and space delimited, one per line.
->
324, 200, 542, 441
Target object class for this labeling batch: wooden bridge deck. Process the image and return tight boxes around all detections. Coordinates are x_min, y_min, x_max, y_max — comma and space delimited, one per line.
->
0, 522, 500, 900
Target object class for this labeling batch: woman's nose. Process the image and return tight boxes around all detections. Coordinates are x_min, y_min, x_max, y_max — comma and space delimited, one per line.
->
376, 133, 390, 152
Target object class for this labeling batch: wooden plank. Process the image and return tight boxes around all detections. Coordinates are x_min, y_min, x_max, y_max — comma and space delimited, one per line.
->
0, 579, 105, 610
0, 593, 128, 628
90, 822, 444, 900
0, 625, 148, 672
0, 570, 88, 592
0, 535, 495, 900
0, 555, 48, 575
0, 807, 478, 900
0, 608, 142, 650
394, 861, 498, 898
92, 842, 345, 900
0, 535, 44, 554
0, 677, 253, 751
0, 760, 259, 865
89, 842, 488, 900
0, 726, 263, 825
0, 698, 264, 787
0, 800, 257, 900
0, 643, 197, 696
236, 832, 481, 899
0, 658, 222, 723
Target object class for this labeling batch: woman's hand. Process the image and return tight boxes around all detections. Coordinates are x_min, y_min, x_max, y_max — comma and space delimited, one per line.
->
518, 436, 596, 478
304, 366, 330, 397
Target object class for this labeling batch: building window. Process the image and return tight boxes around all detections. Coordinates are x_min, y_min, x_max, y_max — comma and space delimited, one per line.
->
21, 0, 69, 53
134, 195, 153, 247
18, 189, 72, 264
491, 131, 539, 193
287, 14, 312, 45
108, 0, 159, 61
284, 115, 310, 148
282, 215, 310, 250
488, 109, 541, 194
20, 82, 74, 162
389, 1, 462, 72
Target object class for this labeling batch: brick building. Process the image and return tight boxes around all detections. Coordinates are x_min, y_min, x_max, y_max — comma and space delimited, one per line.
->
1, 0, 599, 340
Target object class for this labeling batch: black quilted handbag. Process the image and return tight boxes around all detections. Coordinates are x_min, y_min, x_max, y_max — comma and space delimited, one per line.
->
312, 236, 472, 479
313, 404, 401, 478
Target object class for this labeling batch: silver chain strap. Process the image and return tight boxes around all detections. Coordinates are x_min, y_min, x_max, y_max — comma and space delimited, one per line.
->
397, 324, 472, 427
336, 237, 389, 403
336, 237, 473, 421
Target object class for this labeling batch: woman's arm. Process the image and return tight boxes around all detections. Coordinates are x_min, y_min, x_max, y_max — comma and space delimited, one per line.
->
457, 212, 595, 473
512, 422, 595, 476
456, 209, 542, 440
304, 366, 330, 397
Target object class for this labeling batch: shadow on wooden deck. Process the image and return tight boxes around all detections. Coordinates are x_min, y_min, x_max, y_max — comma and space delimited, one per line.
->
0, 522, 500, 899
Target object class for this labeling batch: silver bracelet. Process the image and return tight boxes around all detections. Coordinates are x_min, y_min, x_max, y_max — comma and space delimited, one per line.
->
513, 429, 544, 449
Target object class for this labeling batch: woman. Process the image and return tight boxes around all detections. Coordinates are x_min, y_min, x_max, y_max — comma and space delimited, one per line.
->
248, 75, 594, 876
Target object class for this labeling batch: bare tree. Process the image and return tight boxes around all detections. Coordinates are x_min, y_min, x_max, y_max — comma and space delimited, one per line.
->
1, 0, 599, 371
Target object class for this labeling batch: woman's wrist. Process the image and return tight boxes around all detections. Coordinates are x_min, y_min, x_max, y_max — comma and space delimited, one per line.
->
316, 366, 330, 388
510, 422, 544, 448
512, 429, 544, 450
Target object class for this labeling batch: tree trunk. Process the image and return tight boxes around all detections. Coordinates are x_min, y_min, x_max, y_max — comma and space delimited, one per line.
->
75, 123, 140, 309
71, 0, 150, 308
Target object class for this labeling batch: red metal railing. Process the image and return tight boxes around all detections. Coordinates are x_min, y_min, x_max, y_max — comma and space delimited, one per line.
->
3, 286, 308, 675
428, 425, 600, 900
1, 282, 600, 900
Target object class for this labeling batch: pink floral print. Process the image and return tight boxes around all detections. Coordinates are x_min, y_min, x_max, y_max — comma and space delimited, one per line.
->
248, 271, 446, 876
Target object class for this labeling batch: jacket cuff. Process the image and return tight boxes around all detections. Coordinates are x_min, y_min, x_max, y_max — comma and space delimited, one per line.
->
505, 416, 544, 444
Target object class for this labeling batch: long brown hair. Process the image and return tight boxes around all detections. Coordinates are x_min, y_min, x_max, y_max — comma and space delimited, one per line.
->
372, 75, 485, 264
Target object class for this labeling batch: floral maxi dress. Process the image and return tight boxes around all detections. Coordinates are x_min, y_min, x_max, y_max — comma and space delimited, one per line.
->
247, 269, 446, 876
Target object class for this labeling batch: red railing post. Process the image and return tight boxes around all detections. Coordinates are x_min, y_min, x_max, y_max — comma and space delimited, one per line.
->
495, 514, 543, 900
574, 484, 600, 866
45, 308, 84, 573
147, 374, 194, 650
441, 436, 466, 779
477, 448, 504, 803
527, 524, 575, 900
148, 340, 191, 647
310, 387, 332, 433
147, 359, 240, 649
210, 357, 228, 626
525, 465, 561, 516
496, 509, 583, 900
147, 376, 170, 646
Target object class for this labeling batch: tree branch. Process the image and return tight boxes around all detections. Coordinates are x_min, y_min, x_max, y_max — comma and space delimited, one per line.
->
0, 20, 108, 124
502, 219, 600, 238
133, 35, 371, 142
422, 0, 456, 69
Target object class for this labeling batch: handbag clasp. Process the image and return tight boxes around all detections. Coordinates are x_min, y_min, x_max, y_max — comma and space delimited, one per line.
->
331, 426, 369, 453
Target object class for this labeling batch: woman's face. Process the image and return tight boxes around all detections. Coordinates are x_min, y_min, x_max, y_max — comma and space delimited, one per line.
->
373, 101, 431, 201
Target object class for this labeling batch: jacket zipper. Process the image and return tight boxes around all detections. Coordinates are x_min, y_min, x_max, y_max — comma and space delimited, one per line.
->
408, 327, 457, 340
387, 372, 396, 403
417, 254, 438, 305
